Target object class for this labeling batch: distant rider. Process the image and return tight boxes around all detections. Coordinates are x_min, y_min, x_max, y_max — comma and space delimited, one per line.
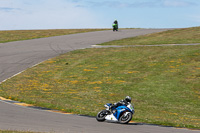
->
114, 19, 118, 24
113, 19, 118, 31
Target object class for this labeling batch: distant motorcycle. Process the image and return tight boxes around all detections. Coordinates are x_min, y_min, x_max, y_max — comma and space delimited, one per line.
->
96, 102, 134, 124
112, 24, 118, 31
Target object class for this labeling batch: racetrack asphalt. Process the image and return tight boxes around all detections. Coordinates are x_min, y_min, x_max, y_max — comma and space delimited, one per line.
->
0, 29, 199, 133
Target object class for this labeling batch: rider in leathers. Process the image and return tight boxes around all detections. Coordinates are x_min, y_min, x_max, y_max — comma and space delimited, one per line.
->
113, 20, 118, 27
111, 96, 131, 109
113, 19, 118, 31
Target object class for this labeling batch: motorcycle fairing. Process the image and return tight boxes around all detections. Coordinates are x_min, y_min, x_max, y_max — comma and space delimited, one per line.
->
105, 114, 118, 121
113, 105, 132, 120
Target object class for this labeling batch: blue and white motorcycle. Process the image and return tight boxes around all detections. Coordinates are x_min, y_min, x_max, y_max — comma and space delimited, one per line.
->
96, 103, 134, 124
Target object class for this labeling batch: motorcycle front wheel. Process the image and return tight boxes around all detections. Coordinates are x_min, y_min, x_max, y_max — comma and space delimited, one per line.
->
119, 112, 132, 124
96, 110, 108, 122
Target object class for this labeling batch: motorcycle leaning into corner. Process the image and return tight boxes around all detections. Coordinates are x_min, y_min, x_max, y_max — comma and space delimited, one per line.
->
96, 102, 134, 124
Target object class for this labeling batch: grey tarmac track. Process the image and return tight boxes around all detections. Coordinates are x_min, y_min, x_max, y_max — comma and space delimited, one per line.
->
0, 29, 199, 133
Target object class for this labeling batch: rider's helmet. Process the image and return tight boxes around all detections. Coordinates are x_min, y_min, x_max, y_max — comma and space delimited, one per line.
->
125, 96, 131, 103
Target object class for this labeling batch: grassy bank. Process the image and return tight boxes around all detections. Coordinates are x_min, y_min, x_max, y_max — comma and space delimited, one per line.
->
0, 130, 40, 133
100, 27, 200, 45
0, 45, 199, 129
0, 29, 108, 43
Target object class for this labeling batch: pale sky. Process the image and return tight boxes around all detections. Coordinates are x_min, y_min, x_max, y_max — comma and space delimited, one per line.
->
0, 0, 200, 30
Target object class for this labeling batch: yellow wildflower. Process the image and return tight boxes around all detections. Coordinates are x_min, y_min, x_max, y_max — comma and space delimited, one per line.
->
88, 81, 103, 84
128, 71, 140, 74
70, 80, 79, 84
91, 67, 98, 69
169, 66, 175, 68
84, 69, 94, 72
93, 87, 101, 89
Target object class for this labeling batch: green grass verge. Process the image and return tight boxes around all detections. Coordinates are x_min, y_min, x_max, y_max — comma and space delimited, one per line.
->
0, 130, 40, 133
0, 45, 199, 129
0, 29, 108, 43
100, 27, 200, 45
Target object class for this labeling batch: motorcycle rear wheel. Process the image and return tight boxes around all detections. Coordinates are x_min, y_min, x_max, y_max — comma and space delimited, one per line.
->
96, 110, 108, 122
119, 112, 132, 124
